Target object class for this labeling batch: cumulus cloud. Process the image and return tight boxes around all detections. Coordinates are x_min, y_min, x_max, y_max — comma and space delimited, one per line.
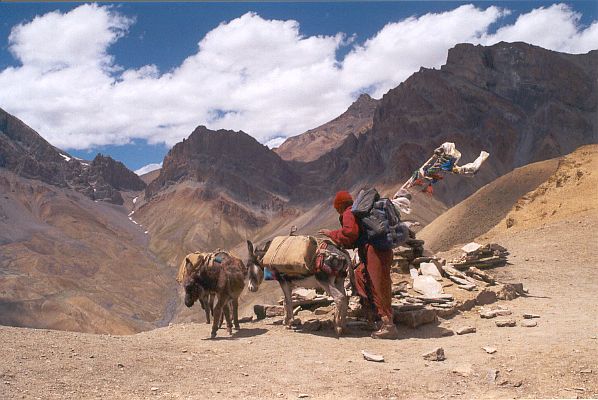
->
8, 4, 132, 71
340, 5, 507, 97
482, 3, 598, 53
134, 162, 162, 176
0, 3, 596, 150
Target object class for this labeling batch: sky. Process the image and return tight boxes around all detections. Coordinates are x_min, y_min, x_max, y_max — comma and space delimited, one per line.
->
1, 2, 597, 174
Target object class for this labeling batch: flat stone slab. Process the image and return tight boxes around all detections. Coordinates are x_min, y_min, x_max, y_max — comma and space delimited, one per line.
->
449, 275, 471, 285
293, 288, 317, 300
521, 320, 538, 327
409, 268, 419, 279
495, 319, 516, 327
362, 350, 384, 362
301, 319, 322, 331
394, 308, 438, 328
442, 264, 469, 279
482, 346, 497, 354
413, 275, 443, 297
420, 262, 442, 279
456, 326, 476, 335
462, 242, 483, 254
523, 313, 540, 319
254, 304, 285, 320
452, 364, 474, 377
480, 308, 512, 318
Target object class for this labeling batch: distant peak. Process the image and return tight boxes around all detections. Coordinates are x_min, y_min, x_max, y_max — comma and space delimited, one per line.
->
344, 93, 379, 117
352, 93, 375, 105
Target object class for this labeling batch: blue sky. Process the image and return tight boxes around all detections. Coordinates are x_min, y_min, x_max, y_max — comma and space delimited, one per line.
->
1, 2, 597, 173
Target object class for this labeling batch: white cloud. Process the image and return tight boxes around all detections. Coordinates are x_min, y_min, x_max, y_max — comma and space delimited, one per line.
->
8, 4, 132, 71
0, 4, 596, 151
134, 162, 162, 176
482, 3, 598, 53
264, 136, 287, 149
340, 5, 508, 97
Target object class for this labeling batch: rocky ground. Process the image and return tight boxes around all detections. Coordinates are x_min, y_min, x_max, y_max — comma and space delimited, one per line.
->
1, 213, 596, 400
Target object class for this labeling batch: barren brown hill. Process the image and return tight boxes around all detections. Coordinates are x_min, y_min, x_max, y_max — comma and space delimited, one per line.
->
481, 144, 598, 239
0, 107, 172, 334
138, 126, 302, 268
420, 145, 598, 253
418, 157, 560, 252
0, 171, 175, 334
139, 168, 161, 185
275, 93, 379, 162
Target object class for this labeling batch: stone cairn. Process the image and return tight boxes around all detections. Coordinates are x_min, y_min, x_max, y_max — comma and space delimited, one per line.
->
253, 235, 522, 331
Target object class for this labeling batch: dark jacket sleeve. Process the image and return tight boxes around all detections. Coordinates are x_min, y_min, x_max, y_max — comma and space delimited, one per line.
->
327, 207, 359, 248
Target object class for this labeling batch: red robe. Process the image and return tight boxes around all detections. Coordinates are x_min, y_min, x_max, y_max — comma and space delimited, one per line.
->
326, 206, 393, 320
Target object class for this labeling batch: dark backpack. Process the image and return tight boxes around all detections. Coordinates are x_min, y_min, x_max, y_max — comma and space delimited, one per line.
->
351, 188, 409, 250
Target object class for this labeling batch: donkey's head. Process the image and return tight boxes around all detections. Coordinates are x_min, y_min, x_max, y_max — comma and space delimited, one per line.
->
246, 240, 271, 292
182, 260, 206, 308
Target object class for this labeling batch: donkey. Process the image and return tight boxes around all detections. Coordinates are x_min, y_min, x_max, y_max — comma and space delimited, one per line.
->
182, 251, 247, 338
246, 239, 350, 336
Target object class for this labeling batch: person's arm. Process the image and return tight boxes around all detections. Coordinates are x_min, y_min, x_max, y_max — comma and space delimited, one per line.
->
323, 209, 359, 248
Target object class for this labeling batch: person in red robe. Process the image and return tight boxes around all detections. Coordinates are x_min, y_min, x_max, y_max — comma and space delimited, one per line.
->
319, 191, 399, 339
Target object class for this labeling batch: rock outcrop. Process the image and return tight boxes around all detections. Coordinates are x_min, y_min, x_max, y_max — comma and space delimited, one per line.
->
0, 108, 145, 205
0, 108, 69, 186
146, 126, 298, 205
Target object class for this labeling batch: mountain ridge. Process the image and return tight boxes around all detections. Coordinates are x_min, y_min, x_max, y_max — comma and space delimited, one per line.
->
0, 107, 146, 205
274, 93, 379, 162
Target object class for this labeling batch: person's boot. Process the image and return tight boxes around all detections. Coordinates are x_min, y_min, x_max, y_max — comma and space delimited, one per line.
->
371, 316, 399, 340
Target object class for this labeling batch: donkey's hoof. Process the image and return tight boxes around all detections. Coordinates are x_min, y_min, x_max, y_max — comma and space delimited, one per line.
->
210, 331, 217, 339
285, 318, 301, 329
234, 325, 241, 331
335, 326, 344, 336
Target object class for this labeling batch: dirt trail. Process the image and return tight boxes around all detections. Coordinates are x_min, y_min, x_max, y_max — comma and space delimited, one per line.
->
1, 213, 597, 399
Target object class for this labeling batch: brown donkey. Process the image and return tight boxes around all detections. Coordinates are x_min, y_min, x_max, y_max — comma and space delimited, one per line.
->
180, 251, 247, 338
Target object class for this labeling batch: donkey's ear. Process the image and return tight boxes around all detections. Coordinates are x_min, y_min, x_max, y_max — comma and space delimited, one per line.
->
185, 259, 193, 273
246, 240, 254, 256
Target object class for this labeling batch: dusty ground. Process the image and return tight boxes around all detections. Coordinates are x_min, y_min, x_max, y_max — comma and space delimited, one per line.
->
1, 213, 597, 400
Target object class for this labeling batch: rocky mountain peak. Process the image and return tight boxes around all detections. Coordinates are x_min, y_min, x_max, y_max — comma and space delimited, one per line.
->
146, 126, 299, 202
346, 93, 378, 117
0, 107, 144, 205
0, 107, 69, 186
90, 154, 146, 191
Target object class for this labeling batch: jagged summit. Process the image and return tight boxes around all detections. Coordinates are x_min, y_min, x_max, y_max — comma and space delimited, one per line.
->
146, 125, 298, 202
0, 108, 145, 204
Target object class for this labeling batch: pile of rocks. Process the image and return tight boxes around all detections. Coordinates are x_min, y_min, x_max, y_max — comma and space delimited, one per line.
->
253, 288, 333, 322
392, 237, 425, 273
254, 240, 522, 332
451, 242, 509, 270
